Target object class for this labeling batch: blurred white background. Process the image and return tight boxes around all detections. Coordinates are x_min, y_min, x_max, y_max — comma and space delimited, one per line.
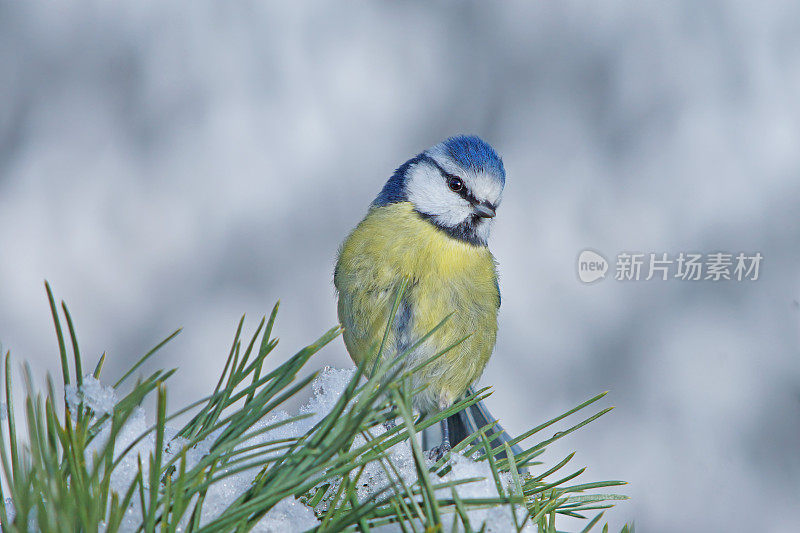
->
1, 2, 799, 531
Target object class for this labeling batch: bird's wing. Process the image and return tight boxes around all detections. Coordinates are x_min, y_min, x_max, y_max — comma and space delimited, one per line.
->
335, 233, 410, 368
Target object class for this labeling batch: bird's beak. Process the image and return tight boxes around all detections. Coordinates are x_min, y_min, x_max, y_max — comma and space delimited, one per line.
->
473, 203, 496, 219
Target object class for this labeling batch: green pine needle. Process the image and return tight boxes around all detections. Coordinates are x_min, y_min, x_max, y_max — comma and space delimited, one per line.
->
0, 284, 628, 532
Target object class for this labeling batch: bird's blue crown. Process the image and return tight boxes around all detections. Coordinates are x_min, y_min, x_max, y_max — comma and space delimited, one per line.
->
439, 135, 505, 184
374, 135, 504, 207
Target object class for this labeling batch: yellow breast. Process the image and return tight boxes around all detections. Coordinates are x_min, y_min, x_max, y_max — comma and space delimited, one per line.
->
334, 202, 499, 412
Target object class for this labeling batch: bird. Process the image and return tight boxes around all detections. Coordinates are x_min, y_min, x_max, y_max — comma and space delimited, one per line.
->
334, 135, 519, 458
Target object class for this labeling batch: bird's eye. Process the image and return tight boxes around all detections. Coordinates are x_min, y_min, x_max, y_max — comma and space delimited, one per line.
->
447, 176, 464, 192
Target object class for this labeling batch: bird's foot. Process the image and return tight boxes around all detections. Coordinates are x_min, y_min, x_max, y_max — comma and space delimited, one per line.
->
382, 419, 397, 431
426, 440, 452, 463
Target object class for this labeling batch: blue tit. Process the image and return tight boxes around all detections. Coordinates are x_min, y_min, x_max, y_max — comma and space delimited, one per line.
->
334, 135, 518, 455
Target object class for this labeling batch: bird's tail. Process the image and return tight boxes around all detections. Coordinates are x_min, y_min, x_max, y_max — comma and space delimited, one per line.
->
422, 388, 524, 462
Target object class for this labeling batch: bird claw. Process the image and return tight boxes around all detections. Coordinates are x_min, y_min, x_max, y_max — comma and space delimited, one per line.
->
426, 440, 451, 462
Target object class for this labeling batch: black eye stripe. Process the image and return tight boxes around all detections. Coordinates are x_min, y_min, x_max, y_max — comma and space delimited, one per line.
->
419, 155, 479, 203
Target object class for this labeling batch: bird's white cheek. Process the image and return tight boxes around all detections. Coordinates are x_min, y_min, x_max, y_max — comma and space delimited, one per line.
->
433, 205, 473, 227
406, 171, 471, 225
